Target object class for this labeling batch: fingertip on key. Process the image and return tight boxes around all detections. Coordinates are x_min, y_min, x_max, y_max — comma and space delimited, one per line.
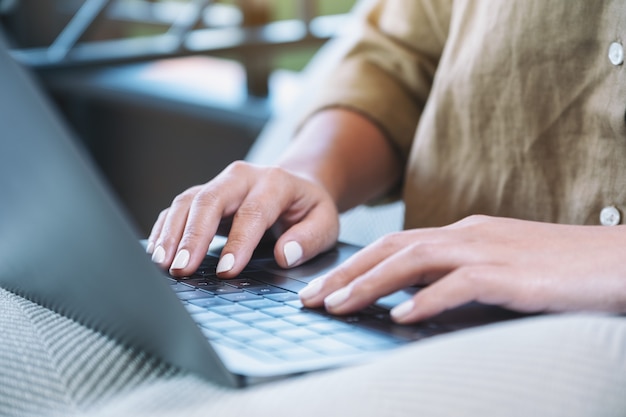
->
298, 277, 323, 302
390, 300, 415, 322
216, 253, 235, 274
170, 249, 190, 270
151, 245, 166, 264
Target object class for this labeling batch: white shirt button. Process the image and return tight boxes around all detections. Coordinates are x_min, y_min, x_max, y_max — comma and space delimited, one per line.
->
608, 42, 624, 66
600, 206, 621, 226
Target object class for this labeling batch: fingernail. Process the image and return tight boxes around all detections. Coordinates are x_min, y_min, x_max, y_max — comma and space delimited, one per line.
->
298, 277, 323, 301
170, 249, 190, 270
216, 253, 235, 273
146, 241, 155, 254
283, 241, 303, 267
151, 245, 166, 264
390, 300, 415, 321
324, 286, 352, 309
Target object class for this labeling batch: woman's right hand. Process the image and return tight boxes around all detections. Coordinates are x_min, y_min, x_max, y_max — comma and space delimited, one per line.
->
146, 161, 340, 278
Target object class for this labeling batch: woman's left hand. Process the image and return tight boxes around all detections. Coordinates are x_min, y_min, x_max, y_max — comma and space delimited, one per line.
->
299, 215, 626, 323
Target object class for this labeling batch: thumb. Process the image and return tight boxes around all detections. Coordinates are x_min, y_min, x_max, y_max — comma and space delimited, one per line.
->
274, 204, 340, 268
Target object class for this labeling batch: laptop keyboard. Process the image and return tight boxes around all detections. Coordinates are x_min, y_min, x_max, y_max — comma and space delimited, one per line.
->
167, 255, 447, 363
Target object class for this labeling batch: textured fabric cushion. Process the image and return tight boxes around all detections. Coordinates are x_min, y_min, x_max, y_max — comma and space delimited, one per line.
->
0, 288, 175, 416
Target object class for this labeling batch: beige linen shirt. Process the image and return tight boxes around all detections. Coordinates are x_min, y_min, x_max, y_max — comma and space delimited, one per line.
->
306, 0, 626, 229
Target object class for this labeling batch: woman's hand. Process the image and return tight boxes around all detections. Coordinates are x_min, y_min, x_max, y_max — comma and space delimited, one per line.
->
299, 215, 626, 323
147, 161, 340, 278
147, 109, 402, 279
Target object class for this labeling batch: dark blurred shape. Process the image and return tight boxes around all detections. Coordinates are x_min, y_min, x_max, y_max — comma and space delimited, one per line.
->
0, 0, 355, 234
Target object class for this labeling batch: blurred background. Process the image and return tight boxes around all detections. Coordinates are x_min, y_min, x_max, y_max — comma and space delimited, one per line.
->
0, 0, 357, 235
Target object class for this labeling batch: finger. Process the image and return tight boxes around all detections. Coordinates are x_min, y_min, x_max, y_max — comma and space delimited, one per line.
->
299, 232, 428, 308
146, 208, 168, 254
169, 165, 263, 277
299, 233, 407, 308
273, 200, 340, 269
322, 240, 472, 315
150, 185, 202, 268
216, 168, 296, 277
299, 231, 441, 308
390, 265, 525, 323
168, 188, 235, 277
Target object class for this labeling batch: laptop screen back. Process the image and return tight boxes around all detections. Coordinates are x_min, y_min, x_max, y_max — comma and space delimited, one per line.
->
0, 32, 238, 387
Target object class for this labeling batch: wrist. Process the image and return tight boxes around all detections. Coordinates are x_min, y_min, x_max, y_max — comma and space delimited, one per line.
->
277, 108, 402, 212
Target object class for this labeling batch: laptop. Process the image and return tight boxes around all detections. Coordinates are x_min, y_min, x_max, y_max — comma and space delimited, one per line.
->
0, 31, 525, 388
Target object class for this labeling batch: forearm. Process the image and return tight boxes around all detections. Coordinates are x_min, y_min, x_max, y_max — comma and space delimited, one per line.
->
277, 108, 403, 212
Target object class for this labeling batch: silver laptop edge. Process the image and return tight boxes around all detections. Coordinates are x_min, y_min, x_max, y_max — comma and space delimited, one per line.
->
0, 29, 243, 387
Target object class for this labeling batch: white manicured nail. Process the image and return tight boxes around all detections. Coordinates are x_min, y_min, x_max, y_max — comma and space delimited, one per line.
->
170, 249, 190, 270
390, 300, 415, 321
151, 245, 166, 264
324, 286, 352, 309
217, 253, 235, 273
298, 278, 323, 301
146, 241, 155, 254
283, 241, 303, 267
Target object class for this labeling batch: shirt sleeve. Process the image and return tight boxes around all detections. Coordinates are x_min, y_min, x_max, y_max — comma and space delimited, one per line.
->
298, 0, 452, 165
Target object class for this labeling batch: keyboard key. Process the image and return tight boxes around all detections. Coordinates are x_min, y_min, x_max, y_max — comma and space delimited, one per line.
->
175, 290, 214, 301
211, 338, 248, 351
213, 339, 281, 363
334, 331, 398, 350
282, 313, 329, 326
199, 255, 219, 266
200, 318, 248, 332
213, 337, 255, 353
183, 277, 222, 287
337, 314, 365, 324
207, 286, 244, 296
191, 311, 223, 324
192, 266, 218, 278
219, 292, 264, 302
225, 328, 274, 343
261, 305, 301, 318
197, 257, 219, 271
240, 299, 283, 310
245, 285, 289, 296
170, 282, 195, 293
274, 327, 321, 342
211, 304, 254, 316
199, 327, 223, 341
241, 264, 263, 273
223, 277, 265, 289
252, 319, 295, 333
249, 337, 301, 352
231, 311, 274, 324
242, 271, 307, 292
302, 337, 362, 356
285, 299, 304, 309
307, 321, 355, 335
264, 293, 300, 302
189, 298, 232, 308
183, 303, 207, 314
